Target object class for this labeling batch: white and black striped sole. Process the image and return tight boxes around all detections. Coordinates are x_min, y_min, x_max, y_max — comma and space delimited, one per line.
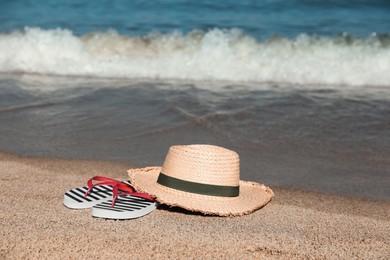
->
63, 181, 132, 209
92, 195, 157, 220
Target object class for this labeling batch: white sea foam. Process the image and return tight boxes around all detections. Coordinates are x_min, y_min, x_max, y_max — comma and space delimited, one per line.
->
0, 27, 389, 86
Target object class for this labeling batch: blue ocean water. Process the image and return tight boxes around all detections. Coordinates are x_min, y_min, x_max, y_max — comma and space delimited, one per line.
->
0, 1, 389, 200
1, 0, 389, 38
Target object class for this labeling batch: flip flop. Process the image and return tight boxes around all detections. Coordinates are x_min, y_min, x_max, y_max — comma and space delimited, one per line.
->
92, 195, 157, 220
63, 176, 137, 209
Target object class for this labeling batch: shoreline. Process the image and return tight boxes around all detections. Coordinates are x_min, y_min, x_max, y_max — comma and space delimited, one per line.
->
1, 151, 389, 258
2, 151, 389, 205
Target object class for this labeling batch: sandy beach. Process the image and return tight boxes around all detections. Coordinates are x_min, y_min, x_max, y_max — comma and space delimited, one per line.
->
0, 152, 389, 259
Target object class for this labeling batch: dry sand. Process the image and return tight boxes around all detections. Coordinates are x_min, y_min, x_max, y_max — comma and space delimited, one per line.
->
0, 152, 389, 259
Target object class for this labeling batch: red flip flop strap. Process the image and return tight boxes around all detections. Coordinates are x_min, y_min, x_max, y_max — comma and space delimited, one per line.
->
87, 176, 121, 188
111, 185, 119, 207
84, 181, 118, 196
87, 176, 134, 192
118, 191, 154, 201
84, 176, 153, 206
115, 182, 134, 193
85, 176, 133, 199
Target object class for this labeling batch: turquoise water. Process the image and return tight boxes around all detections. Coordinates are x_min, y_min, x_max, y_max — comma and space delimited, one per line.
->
1, 0, 389, 38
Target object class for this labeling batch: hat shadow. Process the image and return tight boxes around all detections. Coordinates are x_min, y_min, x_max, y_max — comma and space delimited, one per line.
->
156, 204, 221, 217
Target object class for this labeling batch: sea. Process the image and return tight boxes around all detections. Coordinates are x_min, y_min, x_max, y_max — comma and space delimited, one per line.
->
0, 0, 389, 200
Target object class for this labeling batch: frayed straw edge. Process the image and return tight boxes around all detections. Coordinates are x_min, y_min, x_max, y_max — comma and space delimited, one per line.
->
128, 168, 274, 217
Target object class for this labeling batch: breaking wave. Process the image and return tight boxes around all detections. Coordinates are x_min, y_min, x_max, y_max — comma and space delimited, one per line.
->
0, 27, 389, 86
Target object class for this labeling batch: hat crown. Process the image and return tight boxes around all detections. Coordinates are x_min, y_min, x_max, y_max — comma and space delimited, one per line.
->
161, 144, 240, 186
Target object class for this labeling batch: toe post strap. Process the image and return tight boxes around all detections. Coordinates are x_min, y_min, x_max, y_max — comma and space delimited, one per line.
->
85, 176, 154, 207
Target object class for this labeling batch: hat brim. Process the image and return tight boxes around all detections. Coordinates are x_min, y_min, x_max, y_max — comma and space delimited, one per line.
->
128, 167, 274, 217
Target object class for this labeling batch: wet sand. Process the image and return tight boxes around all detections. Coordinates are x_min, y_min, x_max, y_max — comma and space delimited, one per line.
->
0, 152, 389, 259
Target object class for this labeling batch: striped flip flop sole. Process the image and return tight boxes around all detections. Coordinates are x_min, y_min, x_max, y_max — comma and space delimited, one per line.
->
92, 195, 157, 219
63, 181, 132, 209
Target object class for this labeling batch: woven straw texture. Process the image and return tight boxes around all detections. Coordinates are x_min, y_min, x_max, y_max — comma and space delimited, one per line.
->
128, 145, 274, 217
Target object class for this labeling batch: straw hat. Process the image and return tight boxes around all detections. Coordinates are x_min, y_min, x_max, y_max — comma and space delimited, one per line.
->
128, 144, 273, 217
